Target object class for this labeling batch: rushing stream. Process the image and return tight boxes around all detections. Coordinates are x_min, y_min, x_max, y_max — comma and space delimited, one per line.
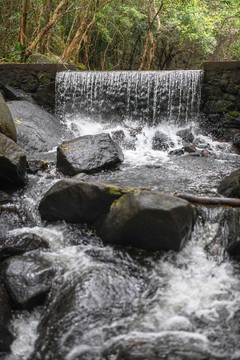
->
4, 71, 240, 360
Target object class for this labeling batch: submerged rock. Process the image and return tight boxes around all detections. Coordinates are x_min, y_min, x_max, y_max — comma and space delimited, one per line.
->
0, 286, 14, 353
2, 255, 54, 310
57, 133, 124, 176
0, 233, 49, 261
218, 169, 240, 198
98, 190, 195, 251
0, 93, 17, 141
0, 133, 27, 189
7, 101, 68, 154
39, 178, 132, 223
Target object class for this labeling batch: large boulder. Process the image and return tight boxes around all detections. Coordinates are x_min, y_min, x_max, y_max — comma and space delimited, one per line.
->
57, 133, 124, 176
98, 190, 195, 251
0, 93, 17, 141
0, 233, 49, 261
30, 265, 145, 360
218, 169, 240, 198
0, 287, 14, 353
7, 101, 69, 154
39, 178, 132, 223
0, 133, 27, 188
2, 255, 55, 310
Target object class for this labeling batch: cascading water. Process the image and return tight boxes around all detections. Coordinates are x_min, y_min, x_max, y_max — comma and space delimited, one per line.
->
4, 71, 240, 360
56, 71, 202, 126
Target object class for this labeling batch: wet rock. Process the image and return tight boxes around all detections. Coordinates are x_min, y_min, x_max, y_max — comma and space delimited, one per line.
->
3, 85, 33, 102
218, 169, 240, 198
0, 286, 14, 353
168, 148, 184, 156
0, 93, 17, 141
39, 178, 132, 223
221, 208, 240, 256
0, 133, 27, 189
0, 233, 49, 261
98, 190, 195, 251
57, 133, 124, 176
177, 128, 194, 143
129, 126, 142, 137
7, 101, 68, 154
1, 255, 54, 310
111, 130, 125, 145
183, 144, 196, 153
152, 131, 173, 150
232, 132, 240, 149
30, 265, 144, 360
0, 190, 12, 204
104, 332, 211, 360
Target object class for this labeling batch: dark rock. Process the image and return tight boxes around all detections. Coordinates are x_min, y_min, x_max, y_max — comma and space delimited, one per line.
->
98, 190, 195, 251
218, 169, 240, 198
0, 286, 14, 353
32, 82, 55, 111
0, 133, 27, 189
111, 130, 125, 145
57, 133, 124, 176
0, 190, 12, 204
183, 144, 196, 153
168, 148, 184, 156
2, 255, 54, 310
232, 132, 240, 149
30, 265, 144, 360
7, 101, 69, 154
3, 85, 33, 102
39, 178, 132, 223
129, 126, 142, 137
0, 233, 49, 261
223, 209, 240, 256
177, 128, 194, 143
152, 131, 173, 150
0, 93, 17, 141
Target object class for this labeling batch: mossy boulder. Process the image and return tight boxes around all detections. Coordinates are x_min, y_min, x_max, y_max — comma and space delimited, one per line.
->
39, 178, 133, 223
98, 190, 195, 251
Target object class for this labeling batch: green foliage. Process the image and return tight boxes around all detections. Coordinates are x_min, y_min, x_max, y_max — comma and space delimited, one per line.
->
0, 0, 239, 69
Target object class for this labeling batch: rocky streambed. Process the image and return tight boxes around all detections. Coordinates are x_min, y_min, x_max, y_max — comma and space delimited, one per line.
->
1, 90, 240, 359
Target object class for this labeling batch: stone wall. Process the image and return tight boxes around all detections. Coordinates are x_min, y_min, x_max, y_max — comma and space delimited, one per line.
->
0, 64, 76, 112
201, 61, 240, 139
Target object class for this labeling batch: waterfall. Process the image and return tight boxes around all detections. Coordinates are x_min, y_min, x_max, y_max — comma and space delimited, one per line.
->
56, 70, 203, 126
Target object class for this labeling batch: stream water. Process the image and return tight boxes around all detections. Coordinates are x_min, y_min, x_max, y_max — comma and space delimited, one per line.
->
4, 71, 240, 360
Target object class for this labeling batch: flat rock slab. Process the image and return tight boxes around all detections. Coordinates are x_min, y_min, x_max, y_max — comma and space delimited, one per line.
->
98, 190, 195, 251
7, 101, 69, 154
57, 133, 124, 175
0, 133, 27, 188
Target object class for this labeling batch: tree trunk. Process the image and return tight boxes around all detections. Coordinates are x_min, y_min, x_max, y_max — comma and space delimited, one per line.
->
174, 193, 240, 207
24, 0, 68, 60
41, 0, 53, 53
62, 0, 93, 62
19, 0, 29, 47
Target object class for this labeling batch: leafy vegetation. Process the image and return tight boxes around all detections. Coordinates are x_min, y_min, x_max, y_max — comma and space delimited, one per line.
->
0, 0, 239, 69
